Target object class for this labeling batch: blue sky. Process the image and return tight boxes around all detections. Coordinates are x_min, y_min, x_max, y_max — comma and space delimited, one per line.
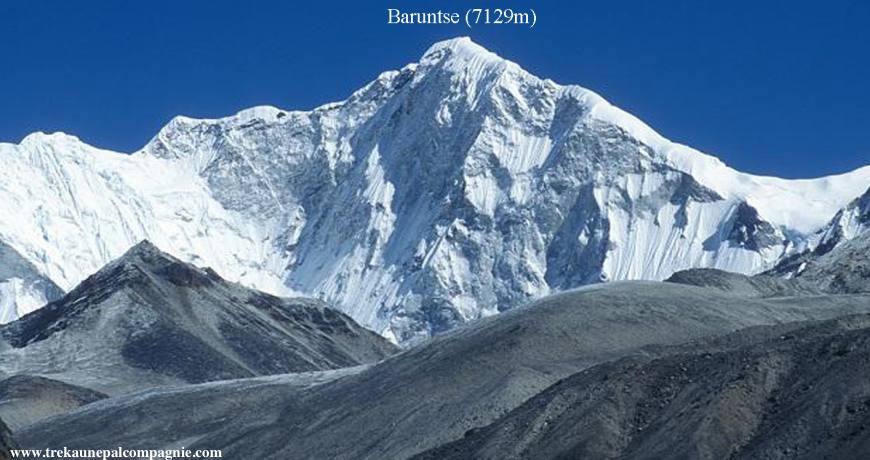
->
1, 0, 867, 178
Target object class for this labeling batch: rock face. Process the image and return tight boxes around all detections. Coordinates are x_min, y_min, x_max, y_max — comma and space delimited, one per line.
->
1, 38, 868, 342
792, 232, 870, 294
18, 281, 870, 459
417, 314, 870, 460
0, 241, 397, 394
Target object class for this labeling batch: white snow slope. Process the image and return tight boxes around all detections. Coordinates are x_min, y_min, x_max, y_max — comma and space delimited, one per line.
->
2, 37, 868, 343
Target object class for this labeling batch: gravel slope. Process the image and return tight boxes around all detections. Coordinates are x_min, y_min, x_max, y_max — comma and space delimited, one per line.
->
19, 282, 870, 459
418, 313, 870, 460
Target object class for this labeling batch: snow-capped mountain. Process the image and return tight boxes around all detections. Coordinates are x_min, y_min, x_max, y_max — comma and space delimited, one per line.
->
805, 186, 870, 256
2, 37, 868, 343
768, 186, 870, 286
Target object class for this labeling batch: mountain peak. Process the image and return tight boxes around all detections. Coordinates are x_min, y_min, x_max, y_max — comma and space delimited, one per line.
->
419, 36, 513, 72
107, 240, 220, 290
114, 239, 187, 270
18, 131, 84, 148
120, 239, 167, 261
422, 36, 491, 59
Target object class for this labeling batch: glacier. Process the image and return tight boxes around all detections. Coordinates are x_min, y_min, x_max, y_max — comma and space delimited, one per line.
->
2, 37, 869, 343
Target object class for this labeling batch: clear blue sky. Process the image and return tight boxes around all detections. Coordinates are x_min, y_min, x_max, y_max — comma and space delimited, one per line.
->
1, 0, 867, 178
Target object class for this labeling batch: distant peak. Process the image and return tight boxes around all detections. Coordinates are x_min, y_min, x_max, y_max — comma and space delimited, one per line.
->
115, 240, 180, 267
164, 105, 288, 128
19, 131, 83, 146
125, 239, 161, 255
107, 240, 220, 289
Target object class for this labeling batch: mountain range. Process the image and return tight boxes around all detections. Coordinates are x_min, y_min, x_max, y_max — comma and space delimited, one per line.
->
1, 37, 868, 346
